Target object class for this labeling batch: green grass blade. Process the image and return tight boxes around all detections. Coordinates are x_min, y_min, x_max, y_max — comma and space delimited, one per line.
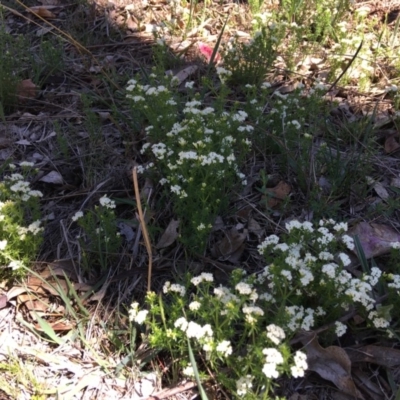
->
33, 311, 64, 345
354, 235, 369, 274
187, 339, 209, 400
206, 13, 229, 73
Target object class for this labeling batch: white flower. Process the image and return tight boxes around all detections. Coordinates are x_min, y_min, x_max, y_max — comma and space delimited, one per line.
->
274, 243, 289, 252
243, 305, 264, 316
322, 263, 338, 278
292, 351, 307, 371
214, 285, 239, 304
185, 322, 213, 339
19, 161, 34, 167
286, 220, 302, 232
232, 110, 248, 122
281, 269, 293, 281
262, 362, 279, 378
197, 223, 206, 231
368, 311, 390, 328
182, 364, 195, 377
258, 235, 280, 253
266, 324, 286, 345
341, 234, 355, 250
319, 251, 334, 260
191, 273, 214, 286
174, 317, 188, 331
189, 301, 201, 311
28, 220, 43, 235
216, 340, 232, 357
8, 260, 24, 270
235, 282, 253, 295
338, 252, 351, 267
0, 240, 7, 251
335, 321, 347, 337
99, 196, 116, 209
10, 180, 30, 193
7, 173, 24, 181
186, 321, 203, 339
333, 222, 348, 232
236, 375, 253, 396
289, 120, 301, 129
291, 351, 308, 379
291, 365, 305, 378
28, 190, 43, 198
388, 274, 400, 289
367, 267, 382, 286
170, 283, 186, 296
129, 303, 149, 325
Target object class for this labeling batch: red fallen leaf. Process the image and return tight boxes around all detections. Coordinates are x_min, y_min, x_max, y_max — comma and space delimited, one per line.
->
198, 42, 222, 65
17, 79, 38, 102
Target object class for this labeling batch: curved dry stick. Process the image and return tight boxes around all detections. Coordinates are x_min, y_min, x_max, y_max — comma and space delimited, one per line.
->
132, 167, 153, 292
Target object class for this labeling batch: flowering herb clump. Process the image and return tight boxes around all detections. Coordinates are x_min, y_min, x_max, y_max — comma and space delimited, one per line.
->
130, 219, 400, 398
127, 72, 253, 253
71, 195, 121, 273
0, 164, 43, 279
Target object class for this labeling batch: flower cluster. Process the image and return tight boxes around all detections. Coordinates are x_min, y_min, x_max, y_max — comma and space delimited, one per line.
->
257, 219, 394, 332
141, 268, 309, 399
0, 167, 43, 277
133, 218, 400, 398
126, 72, 253, 252
71, 196, 121, 273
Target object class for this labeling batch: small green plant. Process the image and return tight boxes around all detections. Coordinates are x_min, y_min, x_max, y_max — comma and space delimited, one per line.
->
31, 38, 65, 84
0, 163, 43, 281
0, 355, 49, 399
222, 22, 285, 86
72, 196, 121, 274
0, 11, 28, 110
126, 71, 252, 253
130, 219, 400, 398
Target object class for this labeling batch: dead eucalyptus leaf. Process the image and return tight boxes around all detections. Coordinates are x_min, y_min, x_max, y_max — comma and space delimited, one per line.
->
347, 345, 400, 368
212, 216, 225, 231
28, 6, 57, 18
349, 222, 400, 259
373, 182, 389, 201
156, 219, 180, 249
390, 177, 400, 188
7, 286, 29, 301
39, 170, 64, 184
173, 65, 198, 85
117, 222, 135, 242
384, 136, 400, 154
213, 227, 246, 263
16, 79, 38, 101
351, 369, 383, 400
298, 331, 364, 399
248, 218, 263, 239
264, 181, 291, 208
